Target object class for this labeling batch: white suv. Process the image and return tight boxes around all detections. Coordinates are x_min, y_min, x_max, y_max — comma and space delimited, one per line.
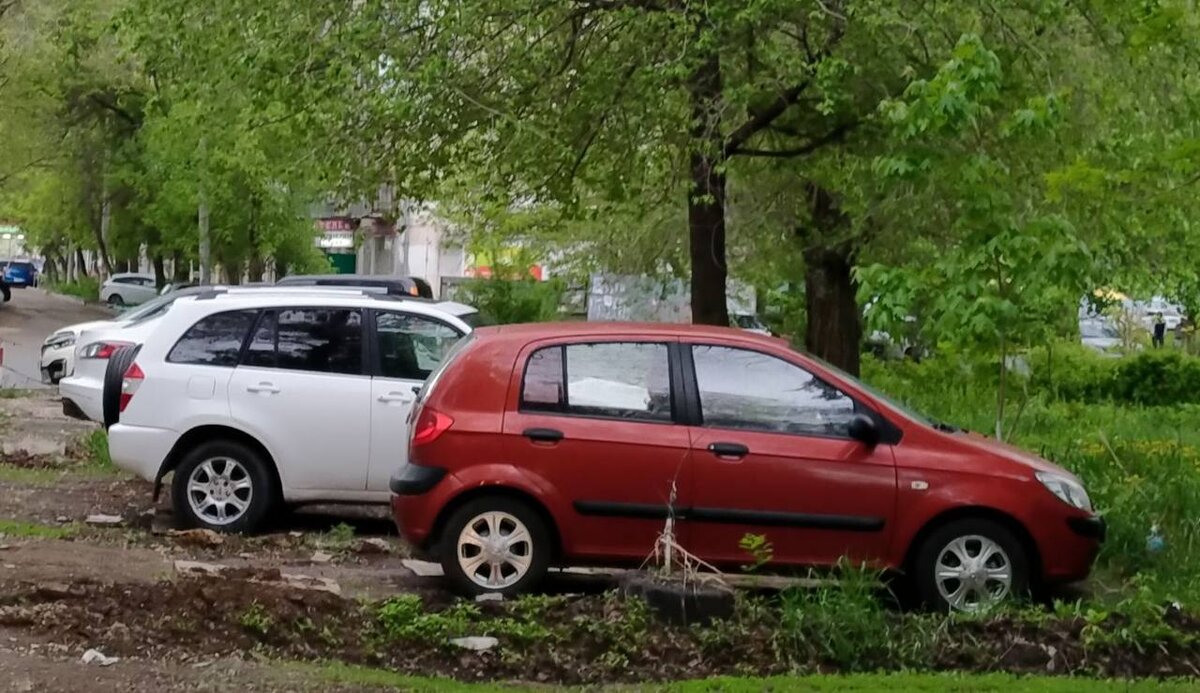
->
106, 289, 476, 532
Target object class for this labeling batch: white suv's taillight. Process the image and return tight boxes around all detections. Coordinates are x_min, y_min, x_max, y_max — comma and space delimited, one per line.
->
119, 362, 144, 412
80, 341, 133, 359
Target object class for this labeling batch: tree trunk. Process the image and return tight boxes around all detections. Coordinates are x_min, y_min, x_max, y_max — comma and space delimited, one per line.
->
96, 192, 113, 276
687, 51, 729, 327
74, 248, 88, 277
798, 182, 862, 376
172, 250, 189, 282
198, 137, 212, 284
803, 244, 862, 376
151, 254, 166, 288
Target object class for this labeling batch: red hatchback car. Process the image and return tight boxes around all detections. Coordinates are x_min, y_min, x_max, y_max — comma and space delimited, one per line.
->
390, 323, 1103, 611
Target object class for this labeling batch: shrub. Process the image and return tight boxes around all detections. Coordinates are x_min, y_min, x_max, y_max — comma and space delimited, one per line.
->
1027, 342, 1116, 402
1110, 350, 1200, 407
455, 277, 564, 324
48, 277, 100, 301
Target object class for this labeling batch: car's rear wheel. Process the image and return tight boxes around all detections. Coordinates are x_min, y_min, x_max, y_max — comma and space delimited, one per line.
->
172, 440, 276, 534
107, 293, 124, 307
439, 496, 551, 597
914, 518, 1029, 613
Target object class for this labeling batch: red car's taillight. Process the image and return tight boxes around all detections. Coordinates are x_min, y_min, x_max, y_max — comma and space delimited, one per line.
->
80, 341, 133, 359
411, 407, 453, 447
119, 362, 144, 412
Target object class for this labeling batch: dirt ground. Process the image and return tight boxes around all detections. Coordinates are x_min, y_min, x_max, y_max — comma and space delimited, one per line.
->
0, 391, 450, 691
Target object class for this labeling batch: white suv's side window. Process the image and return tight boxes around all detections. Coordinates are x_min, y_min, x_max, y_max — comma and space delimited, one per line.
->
375, 312, 462, 380
166, 310, 257, 367
242, 309, 364, 375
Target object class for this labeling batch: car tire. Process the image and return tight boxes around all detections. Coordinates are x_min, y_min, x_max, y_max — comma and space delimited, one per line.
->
914, 517, 1029, 613
172, 439, 276, 534
101, 345, 140, 429
439, 496, 552, 597
106, 293, 124, 307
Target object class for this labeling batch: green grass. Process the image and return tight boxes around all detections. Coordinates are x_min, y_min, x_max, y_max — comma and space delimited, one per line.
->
0, 388, 36, 399
0, 519, 79, 539
47, 277, 100, 301
287, 663, 1199, 692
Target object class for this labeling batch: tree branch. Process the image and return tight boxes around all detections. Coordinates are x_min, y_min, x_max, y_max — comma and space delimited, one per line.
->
722, 1, 847, 155
730, 120, 860, 158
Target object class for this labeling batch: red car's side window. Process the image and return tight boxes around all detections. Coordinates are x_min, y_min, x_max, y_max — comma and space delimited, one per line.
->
691, 345, 856, 437
520, 342, 672, 422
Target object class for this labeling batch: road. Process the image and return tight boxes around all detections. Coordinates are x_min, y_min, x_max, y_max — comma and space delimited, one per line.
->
0, 288, 112, 389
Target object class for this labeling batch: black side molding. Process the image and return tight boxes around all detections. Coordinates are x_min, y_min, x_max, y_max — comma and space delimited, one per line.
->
573, 501, 884, 532
390, 464, 448, 495
1067, 515, 1106, 542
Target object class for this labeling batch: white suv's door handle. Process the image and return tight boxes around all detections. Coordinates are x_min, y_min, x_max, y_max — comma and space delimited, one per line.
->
378, 392, 414, 405
247, 383, 280, 394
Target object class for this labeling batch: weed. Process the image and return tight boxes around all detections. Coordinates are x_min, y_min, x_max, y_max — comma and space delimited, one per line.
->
238, 602, 274, 637
0, 519, 78, 539
318, 522, 357, 550
0, 388, 35, 399
374, 595, 479, 643
738, 533, 774, 572
80, 429, 113, 470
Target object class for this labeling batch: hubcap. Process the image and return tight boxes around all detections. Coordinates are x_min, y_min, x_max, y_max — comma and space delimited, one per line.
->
457, 511, 533, 589
934, 534, 1012, 612
186, 457, 253, 526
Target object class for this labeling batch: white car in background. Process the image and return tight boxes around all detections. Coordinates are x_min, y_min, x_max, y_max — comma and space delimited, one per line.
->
41, 287, 210, 385
100, 273, 158, 307
105, 289, 476, 532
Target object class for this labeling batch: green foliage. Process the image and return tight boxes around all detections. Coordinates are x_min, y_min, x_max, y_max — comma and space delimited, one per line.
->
238, 602, 274, 637
777, 564, 931, 671
0, 519, 78, 539
1110, 351, 1200, 407
738, 533, 774, 573
374, 595, 479, 644
456, 278, 564, 325
80, 429, 113, 470
48, 277, 100, 301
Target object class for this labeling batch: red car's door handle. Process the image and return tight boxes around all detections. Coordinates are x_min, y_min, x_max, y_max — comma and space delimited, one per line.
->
524, 428, 564, 444
708, 442, 749, 459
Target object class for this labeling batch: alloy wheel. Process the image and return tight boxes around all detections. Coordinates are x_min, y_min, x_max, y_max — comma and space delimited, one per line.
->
456, 511, 534, 589
933, 534, 1013, 612
186, 457, 253, 526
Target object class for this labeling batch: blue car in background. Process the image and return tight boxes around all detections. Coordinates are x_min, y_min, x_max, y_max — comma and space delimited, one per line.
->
3, 260, 37, 288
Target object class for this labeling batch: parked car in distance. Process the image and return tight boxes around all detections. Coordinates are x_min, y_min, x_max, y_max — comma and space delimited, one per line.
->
45, 285, 208, 387
391, 322, 1104, 610
105, 289, 477, 533
276, 273, 434, 299
731, 313, 771, 336
100, 273, 158, 307
1079, 317, 1122, 355
3, 260, 37, 288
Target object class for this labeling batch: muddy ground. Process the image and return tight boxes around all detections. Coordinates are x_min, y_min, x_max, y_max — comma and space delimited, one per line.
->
3, 391, 1200, 692
0, 392, 448, 691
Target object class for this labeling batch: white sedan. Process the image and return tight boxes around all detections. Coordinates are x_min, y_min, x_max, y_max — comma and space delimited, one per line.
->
99, 273, 158, 307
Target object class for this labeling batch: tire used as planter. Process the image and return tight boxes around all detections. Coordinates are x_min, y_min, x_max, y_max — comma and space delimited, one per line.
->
171, 439, 277, 534
914, 517, 1029, 613
621, 573, 735, 626
101, 345, 141, 429
438, 496, 552, 597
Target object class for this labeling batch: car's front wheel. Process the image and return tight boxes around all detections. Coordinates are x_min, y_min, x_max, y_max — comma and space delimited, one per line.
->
914, 518, 1029, 613
439, 496, 551, 597
106, 293, 124, 307
172, 440, 276, 533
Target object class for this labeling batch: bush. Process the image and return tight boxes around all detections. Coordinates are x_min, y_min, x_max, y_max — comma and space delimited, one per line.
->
1027, 342, 1116, 402
48, 277, 100, 301
455, 277, 564, 325
1110, 350, 1200, 407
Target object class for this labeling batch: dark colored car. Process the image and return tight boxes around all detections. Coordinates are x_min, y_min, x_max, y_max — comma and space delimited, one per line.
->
3, 261, 36, 288
391, 322, 1104, 610
276, 274, 433, 299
